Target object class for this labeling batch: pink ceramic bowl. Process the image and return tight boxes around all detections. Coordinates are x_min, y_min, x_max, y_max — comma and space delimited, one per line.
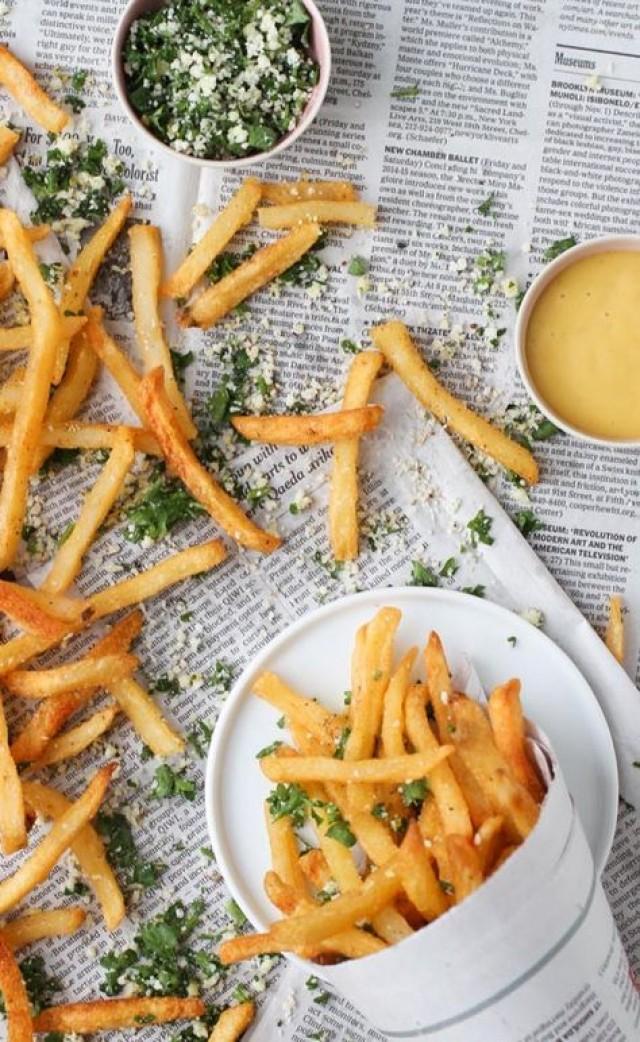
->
111, 0, 331, 169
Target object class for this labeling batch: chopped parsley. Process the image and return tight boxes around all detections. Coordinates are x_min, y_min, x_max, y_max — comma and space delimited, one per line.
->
507, 636, 517, 647
151, 764, 197, 801
208, 660, 234, 693
57, 522, 75, 546
332, 726, 351, 760
467, 508, 494, 546
409, 560, 439, 587
125, 474, 204, 542
391, 83, 420, 98
324, 803, 356, 848
477, 192, 497, 217
171, 349, 194, 388
96, 810, 164, 891
532, 417, 561, 441
123, 0, 319, 161
206, 245, 256, 285
225, 899, 247, 927
267, 782, 310, 829
439, 556, 459, 578
543, 236, 577, 261
152, 675, 181, 698
399, 778, 429, 808
347, 255, 368, 276
462, 585, 486, 598
515, 509, 543, 538
256, 739, 283, 758
0, 956, 61, 1015
439, 879, 455, 895
340, 338, 362, 354
472, 249, 505, 294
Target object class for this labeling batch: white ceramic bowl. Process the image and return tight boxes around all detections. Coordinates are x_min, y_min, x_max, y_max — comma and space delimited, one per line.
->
514, 233, 640, 446
111, 0, 331, 169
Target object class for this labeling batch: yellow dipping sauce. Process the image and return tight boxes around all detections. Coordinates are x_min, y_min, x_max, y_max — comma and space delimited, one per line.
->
525, 250, 640, 440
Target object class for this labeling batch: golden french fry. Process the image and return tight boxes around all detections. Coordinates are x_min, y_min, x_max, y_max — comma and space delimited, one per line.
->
606, 594, 624, 664
11, 611, 142, 764
32, 328, 99, 472
346, 607, 401, 761
0, 259, 15, 301
265, 803, 308, 898
33, 997, 205, 1034
106, 676, 183, 757
0, 125, 19, 166
474, 815, 505, 875
253, 672, 345, 746
329, 351, 383, 560
22, 780, 124, 931
0, 317, 86, 352
261, 746, 452, 785
298, 849, 331, 891
445, 835, 484, 903
0, 226, 50, 250
0, 935, 33, 1042
1, 907, 86, 951
399, 821, 448, 921
450, 695, 540, 841
405, 683, 473, 838
424, 631, 454, 741
264, 869, 299, 914
0, 367, 25, 415
0, 210, 62, 569
381, 648, 415, 757
258, 200, 376, 230
0, 420, 160, 457
209, 1003, 255, 1042
232, 405, 383, 446
0, 764, 114, 915
261, 180, 358, 205
0, 698, 25, 854
188, 222, 322, 328
43, 428, 135, 594
163, 179, 262, 300
0, 582, 71, 640
54, 195, 132, 383
418, 794, 453, 890
129, 224, 195, 438
487, 680, 545, 803
84, 308, 146, 424
371, 320, 539, 484
5, 652, 138, 699
141, 367, 279, 553
0, 46, 68, 133
31, 703, 120, 768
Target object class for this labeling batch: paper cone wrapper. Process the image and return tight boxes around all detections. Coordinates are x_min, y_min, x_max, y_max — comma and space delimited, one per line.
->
315, 746, 640, 1040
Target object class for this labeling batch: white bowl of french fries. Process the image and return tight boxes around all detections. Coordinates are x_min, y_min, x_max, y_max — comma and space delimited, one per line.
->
206, 589, 618, 1036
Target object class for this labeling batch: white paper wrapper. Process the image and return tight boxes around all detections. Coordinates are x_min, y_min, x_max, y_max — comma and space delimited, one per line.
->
311, 751, 640, 1040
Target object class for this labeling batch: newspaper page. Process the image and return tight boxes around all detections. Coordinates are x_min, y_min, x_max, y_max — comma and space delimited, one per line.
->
0, 0, 639, 1039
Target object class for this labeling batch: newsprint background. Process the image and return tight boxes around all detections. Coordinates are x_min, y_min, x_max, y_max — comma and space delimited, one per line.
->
0, 1, 639, 1040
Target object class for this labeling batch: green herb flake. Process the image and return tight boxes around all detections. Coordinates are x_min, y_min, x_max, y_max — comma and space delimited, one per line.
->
256, 740, 283, 759
225, 899, 247, 927
409, 560, 439, 587
332, 726, 351, 760
151, 764, 197, 801
477, 192, 497, 217
96, 811, 164, 892
507, 635, 517, 647
125, 474, 204, 543
462, 585, 486, 598
467, 508, 494, 546
543, 236, 577, 261
439, 557, 459, 578
399, 778, 429, 808
347, 255, 368, 276
340, 338, 362, 354
391, 83, 421, 99
515, 510, 543, 538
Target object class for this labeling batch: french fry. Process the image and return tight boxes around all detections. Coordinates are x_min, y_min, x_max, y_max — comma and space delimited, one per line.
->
33, 997, 205, 1034
54, 194, 133, 383
0, 697, 25, 854
232, 405, 383, 446
30, 703, 120, 768
261, 180, 359, 205
141, 367, 280, 553
492, 844, 518, 872
0, 226, 50, 250
11, 612, 142, 764
0, 210, 62, 568
605, 594, 624, 664
0, 259, 15, 301
329, 351, 383, 560
450, 695, 540, 841
84, 308, 146, 424
106, 676, 183, 757
258, 200, 376, 229
43, 428, 135, 594
209, 1003, 255, 1042
418, 798, 453, 892
371, 320, 539, 484
163, 179, 262, 300
487, 680, 545, 803
405, 683, 473, 838
399, 821, 448, 921
0, 46, 68, 133
299, 849, 331, 891
380, 648, 415, 757
346, 607, 401, 760
0, 764, 114, 915
0, 935, 33, 1042
0, 316, 86, 352
474, 815, 505, 875
188, 222, 322, 328
424, 631, 454, 741
129, 224, 195, 438
1, 907, 86, 951
253, 672, 345, 746
0, 420, 160, 457
0, 125, 19, 166
0, 582, 71, 640
5, 652, 138, 699
260, 746, 453, 785
264, 869, 299, 914
0, 367, 25, 415
265, 804, 308, 898
32, 329, 99, 472
445, 835, 484, 903
21, 779, 124, 931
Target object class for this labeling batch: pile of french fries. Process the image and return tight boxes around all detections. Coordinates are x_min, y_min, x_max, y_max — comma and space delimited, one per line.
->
219, 608, 546, 966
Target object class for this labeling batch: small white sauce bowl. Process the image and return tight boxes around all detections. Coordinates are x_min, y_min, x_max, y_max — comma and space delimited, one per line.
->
514, 233, 640, 447
111, 0, 331, 169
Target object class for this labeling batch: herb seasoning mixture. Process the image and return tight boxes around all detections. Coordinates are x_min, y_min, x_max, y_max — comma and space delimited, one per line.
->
123, 0, 319, 160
